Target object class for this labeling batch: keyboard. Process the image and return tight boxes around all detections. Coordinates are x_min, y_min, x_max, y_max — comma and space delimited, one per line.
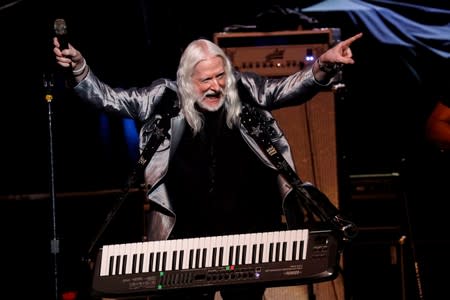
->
92, 227, 341, 297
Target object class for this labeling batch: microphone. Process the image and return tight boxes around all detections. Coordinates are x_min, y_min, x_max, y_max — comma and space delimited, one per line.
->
54, 18, 69, 50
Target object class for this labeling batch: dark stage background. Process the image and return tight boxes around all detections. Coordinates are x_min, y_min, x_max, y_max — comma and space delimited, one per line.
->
0, 0, 449, 299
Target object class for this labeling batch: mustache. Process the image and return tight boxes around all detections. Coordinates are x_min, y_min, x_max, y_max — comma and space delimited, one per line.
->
204, 89, 223, 98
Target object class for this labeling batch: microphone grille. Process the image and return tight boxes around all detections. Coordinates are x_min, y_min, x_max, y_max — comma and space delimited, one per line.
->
54, 19, 67, 35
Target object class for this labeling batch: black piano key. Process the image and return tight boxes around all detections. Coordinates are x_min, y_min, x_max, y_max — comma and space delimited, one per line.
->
122, 255, 127, 274
282, 242, 287, 261
258, 244, 264, 264
219, 247, 224, 267
228, 246, 234, 265
300, 240, 304, 260
162, 252, 167, 271
252, 244, 257, 264
189, 249, 194, 269
179, 250, 184, 270
172, 251, 178, 270
132, 254, 137, 273
202, 248, 207, 268
242, 245, 247, 264
292, 241, 298, 261
109, 256, 114, 276
275, 242, 281, 262
149, 253, 154, 272
139, 253, 144, 273
195, 248, 201, 269
115, 256, 121, 275
235, 246, 241, 265
212, 248, 217, 267
155, 252, 161, 272
268, 243, 274, 262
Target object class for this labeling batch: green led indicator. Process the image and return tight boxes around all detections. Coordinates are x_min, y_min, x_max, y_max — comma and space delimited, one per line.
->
226, 266, 230, 271
160, 271, 165, 276
157, 284, 163, 290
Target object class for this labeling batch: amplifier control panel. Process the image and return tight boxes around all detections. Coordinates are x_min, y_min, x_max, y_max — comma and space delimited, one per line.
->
214, 29, 338, 77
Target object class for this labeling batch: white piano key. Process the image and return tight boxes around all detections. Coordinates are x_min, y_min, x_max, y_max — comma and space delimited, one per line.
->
193, 237, 200, 269
302, 229, 309, 260
109, 245, 116, 276
165, 239, 174, 271
124, 242, 135, 274
149, 240, 158, 272
261, 232, 269, 263
281, 230, 288, 261
216, 235, 224, 267
118, 243, 127, 274
165, 239, 173, 271
174, 238, 183, 270
187, 238, 195, 269
275, 230, 284, 262
142, 241, 149, 273
198, 237, 206, 268
268, 231, 276, 262
237, 234, 245, 265
158, 240, 167, 271
100, 245, 111, 276
206, 236, 215, 267
217, 235, 225, 267
254, 232, 263, 264
181, 238, 190, 270
273, 231, 280, 262
292, 230, 300, 261
285, 230, 294, 262
221, 235, 229, 266
231, 234, 238, 265
245, 233, 256, 265
227, 235, 235, 265
155, 240, 163, 272
111, 244, 120, 275
135, 242, 143, 273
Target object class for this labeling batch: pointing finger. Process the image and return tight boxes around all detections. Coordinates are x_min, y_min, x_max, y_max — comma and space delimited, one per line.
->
341, 32, 363, 48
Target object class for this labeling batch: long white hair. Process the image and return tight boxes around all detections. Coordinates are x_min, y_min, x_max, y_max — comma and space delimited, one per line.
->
176, 39, 241, 135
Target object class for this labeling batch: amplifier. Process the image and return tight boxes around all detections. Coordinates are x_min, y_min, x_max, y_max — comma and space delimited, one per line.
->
213, 28, 340, 77
346, 172, 405, 229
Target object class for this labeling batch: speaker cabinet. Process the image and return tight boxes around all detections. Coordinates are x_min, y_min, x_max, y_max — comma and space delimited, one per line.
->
343, 231, 407, 300
271, 89, 344, 300
272, 89, 339, 208
342, 173, 413, 300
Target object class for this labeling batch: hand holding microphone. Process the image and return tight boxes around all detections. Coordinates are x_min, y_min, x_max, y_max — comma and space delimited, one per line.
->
54, 18, 69, 50
53, 18, 87, 77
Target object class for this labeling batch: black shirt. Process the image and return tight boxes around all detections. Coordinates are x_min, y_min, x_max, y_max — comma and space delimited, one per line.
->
167, 108, 283, 239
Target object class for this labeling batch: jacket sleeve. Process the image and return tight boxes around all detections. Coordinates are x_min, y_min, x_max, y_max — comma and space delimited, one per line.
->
73, 70, 177, 123
237, 65, 332, 110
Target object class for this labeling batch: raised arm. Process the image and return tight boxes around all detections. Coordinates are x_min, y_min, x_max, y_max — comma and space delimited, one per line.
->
53, 37, 89, 82
312, 32, 363, 83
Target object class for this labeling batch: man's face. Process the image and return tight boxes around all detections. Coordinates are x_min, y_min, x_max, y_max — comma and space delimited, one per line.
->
192, 56, 226, 112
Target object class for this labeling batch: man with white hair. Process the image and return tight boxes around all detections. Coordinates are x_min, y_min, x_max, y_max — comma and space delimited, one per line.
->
54, 32, 362, 300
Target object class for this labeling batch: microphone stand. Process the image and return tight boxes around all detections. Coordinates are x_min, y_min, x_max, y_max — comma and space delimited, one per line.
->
43, 72, 60, 300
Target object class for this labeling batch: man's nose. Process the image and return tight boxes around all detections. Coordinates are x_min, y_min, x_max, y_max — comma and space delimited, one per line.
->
210, 78, 219, 90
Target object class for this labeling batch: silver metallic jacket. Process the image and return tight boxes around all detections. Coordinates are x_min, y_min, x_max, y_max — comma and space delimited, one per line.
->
74, 67, 331, 241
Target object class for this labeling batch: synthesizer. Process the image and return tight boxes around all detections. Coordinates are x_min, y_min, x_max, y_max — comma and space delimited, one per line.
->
92, 227, 341, 298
